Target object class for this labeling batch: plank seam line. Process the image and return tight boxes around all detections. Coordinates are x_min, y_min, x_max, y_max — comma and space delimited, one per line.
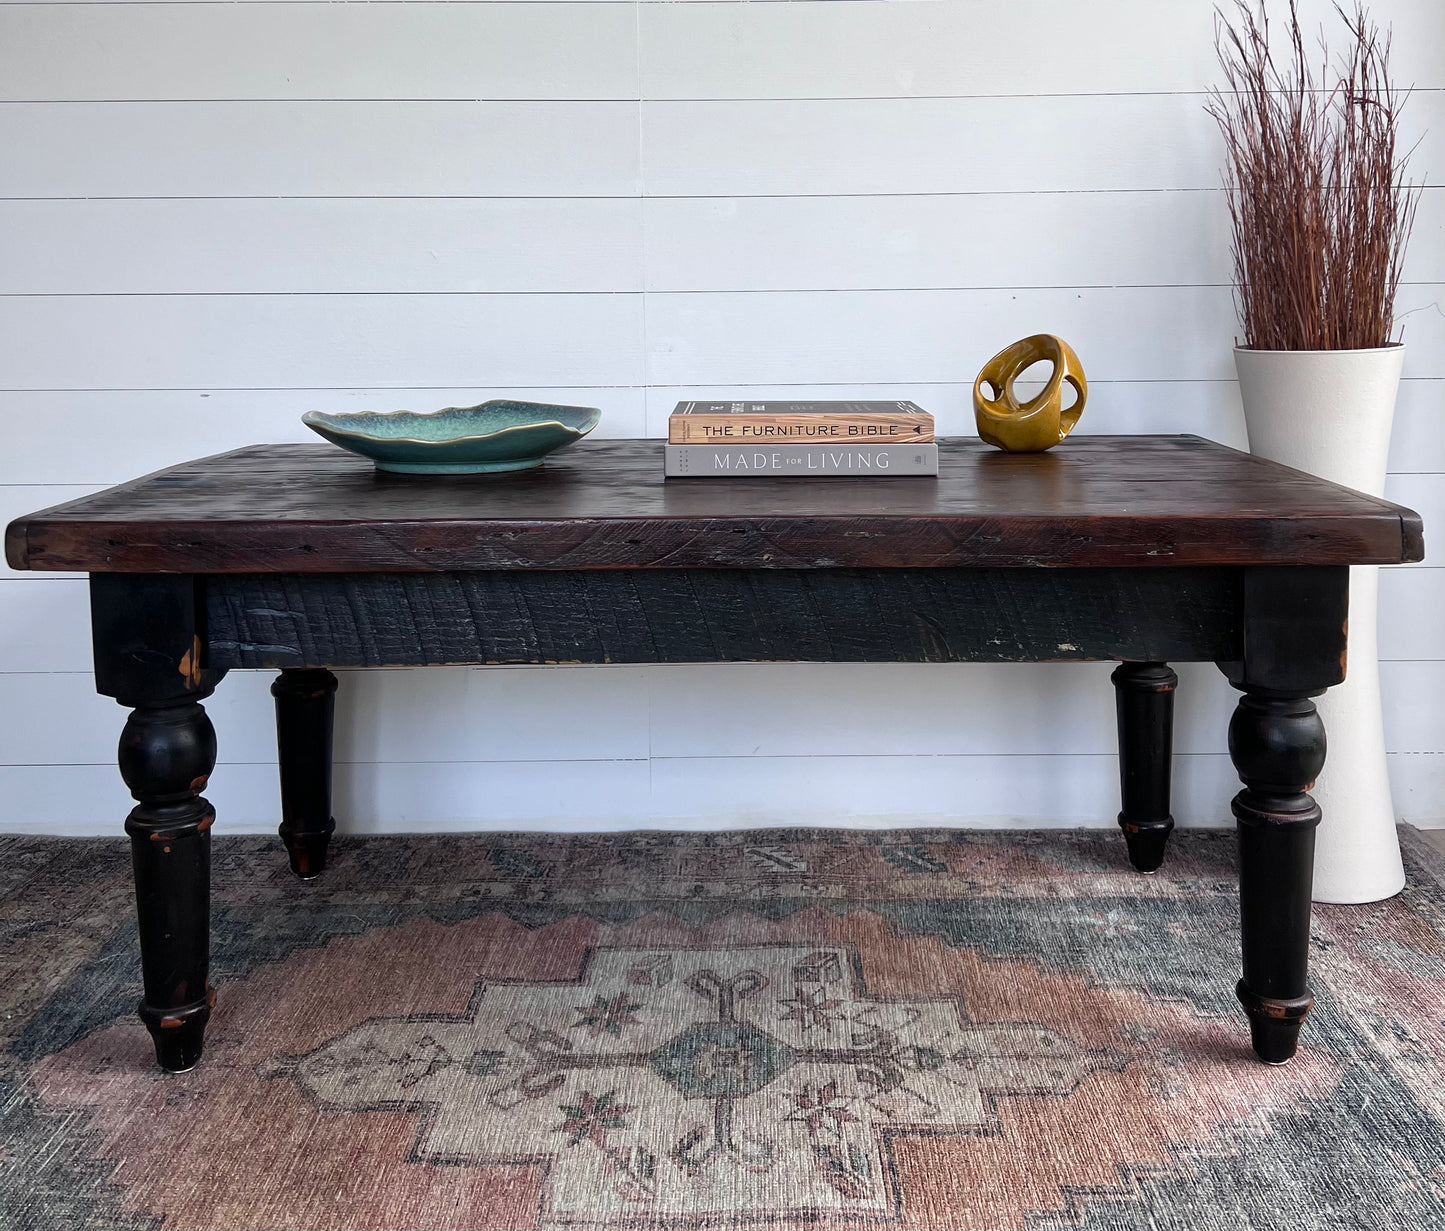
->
0, 190, 1282, 202
15, 91, 1443, 103
0, 1, 1070, 7
2, 751, 1440, 769
0, 655, 1435, 669
3, 378, 1444, 392
0, 379, 1377, 393
0, 285, 1254, 296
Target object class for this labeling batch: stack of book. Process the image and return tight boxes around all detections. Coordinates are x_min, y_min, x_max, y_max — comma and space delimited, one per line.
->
663, 400, 938, 478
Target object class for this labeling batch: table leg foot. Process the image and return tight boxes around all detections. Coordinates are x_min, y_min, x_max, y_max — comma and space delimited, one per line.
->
120, 697, 217, 1073
139, 992, 215, 1072
1228, 691, 1323, 1065
1112, 662, 1177, 873
1236, 982, 1312, 1065
1118, 820, 1173, 874
282, 830, 334, 881
272, 668, 338, 880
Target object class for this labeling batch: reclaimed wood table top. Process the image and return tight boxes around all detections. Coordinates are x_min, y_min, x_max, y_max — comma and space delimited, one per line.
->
4, 435, 1424, 573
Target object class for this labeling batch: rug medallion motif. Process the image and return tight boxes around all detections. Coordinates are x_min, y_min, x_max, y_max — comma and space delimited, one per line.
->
261, 945, 1111, 1222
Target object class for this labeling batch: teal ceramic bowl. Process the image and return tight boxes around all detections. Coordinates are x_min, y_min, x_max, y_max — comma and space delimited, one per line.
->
302, 401, 601, 474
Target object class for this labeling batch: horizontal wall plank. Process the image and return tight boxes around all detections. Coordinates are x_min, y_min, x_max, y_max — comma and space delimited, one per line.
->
0, 388, 647, 486
643, 287, 1242, 385
648, 747, 1445, 827
5, 190, 1441, 295
5, 750, 1442, 835
640, 2, 1219, 99
0, 294, 645, 390
0, 0, 626, 5
643, 661, 1234, 758
646, 191, 1230, 291
643, 750, 1233, 827
329, 757, 655, 832
643, 96, 1225, 196
8, 0, 1436, 103
0, 102, 640, 198
0, 199, 644, 294
6, 95, 1433, 202
0, 0, 627, 5
644, 286, 1445, 386
327, 665, 653, 764
640, 0, 1445, 99
646, 189, 1445, 291
9, 285, 1437, 393
4, 657, 1438, 768
644, 94, 1442, 196
0, 4, 638, 101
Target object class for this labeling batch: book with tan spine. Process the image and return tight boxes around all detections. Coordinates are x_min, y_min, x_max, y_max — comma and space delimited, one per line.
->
668, 400, 933, 444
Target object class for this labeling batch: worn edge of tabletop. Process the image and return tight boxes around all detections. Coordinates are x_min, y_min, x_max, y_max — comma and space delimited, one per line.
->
5, 436, 1426, 573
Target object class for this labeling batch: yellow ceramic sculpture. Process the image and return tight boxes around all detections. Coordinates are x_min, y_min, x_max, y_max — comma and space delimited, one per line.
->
973, 334, 1087, 452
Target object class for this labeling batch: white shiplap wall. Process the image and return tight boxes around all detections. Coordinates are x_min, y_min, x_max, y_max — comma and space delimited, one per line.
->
1, 0, 1441, 836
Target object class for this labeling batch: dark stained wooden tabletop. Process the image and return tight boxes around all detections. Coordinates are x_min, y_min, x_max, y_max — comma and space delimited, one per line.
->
4, 436, 1424, 573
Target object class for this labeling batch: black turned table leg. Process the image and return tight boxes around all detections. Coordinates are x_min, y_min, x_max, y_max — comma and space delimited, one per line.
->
1218, 565, 1348, 1065
120, 695, 217, 1071
1228, 691, 1324, 1064
91, 574, 227, 1072
272, 668, 338, 879
1112, 662, 1177, 872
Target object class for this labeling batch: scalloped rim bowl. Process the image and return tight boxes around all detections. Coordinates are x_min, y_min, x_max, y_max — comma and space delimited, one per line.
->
302, 401, 602, 473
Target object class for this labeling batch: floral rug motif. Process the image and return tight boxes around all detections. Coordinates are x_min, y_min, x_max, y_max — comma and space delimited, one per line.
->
2, 826, 1445, 1231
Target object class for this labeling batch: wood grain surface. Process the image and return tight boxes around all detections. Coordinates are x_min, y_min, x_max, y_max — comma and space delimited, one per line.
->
4, 436, 1423, 573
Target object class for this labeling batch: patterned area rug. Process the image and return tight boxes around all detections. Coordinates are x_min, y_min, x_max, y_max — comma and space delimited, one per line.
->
3, 827, 1445, 1231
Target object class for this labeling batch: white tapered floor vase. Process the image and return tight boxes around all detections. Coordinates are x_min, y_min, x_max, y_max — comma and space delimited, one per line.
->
1234, 345, 1407, 904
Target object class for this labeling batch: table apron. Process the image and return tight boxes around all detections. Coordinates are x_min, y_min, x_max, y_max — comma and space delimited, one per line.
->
199, 567, 1245, 670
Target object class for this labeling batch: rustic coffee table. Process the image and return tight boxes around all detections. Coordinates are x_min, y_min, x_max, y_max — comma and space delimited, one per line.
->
5, 436, 1423, 1073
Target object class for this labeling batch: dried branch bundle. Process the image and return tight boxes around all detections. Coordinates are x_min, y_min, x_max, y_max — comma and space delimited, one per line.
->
1208, 1, 1417, 350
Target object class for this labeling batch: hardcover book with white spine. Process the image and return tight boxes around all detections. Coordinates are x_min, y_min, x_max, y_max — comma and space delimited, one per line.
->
664, 442, 938, 478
